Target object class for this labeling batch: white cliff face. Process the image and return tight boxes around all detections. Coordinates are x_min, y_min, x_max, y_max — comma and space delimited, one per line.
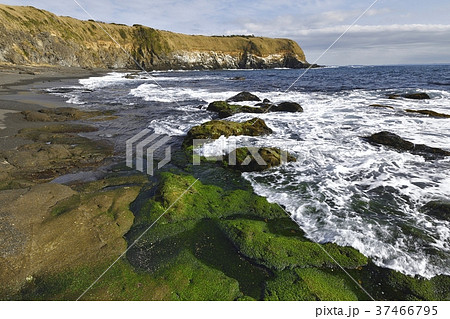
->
164, 50, 306, 69
169, 51, 239, 69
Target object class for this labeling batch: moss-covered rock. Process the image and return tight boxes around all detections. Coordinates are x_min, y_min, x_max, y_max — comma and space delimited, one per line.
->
8, 172, 450, 301
225, 147, 296, 172
218, 218, 368, 271
183, 118, 273, 147
207, 101, 265, 118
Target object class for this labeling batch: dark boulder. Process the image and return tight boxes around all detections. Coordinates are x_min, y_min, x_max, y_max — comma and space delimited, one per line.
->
225, 147, 296, 172
271, 102, 303, 112
227, 91, 261, 102
421, 201, 450, 222
388, 93, 431, 100
364, 131, 450, 160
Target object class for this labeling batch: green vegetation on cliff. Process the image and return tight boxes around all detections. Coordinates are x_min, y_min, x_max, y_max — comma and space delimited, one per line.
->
0, 4, 309, 70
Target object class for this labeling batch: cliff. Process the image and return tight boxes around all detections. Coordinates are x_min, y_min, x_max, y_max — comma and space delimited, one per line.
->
0, 5, 310, 70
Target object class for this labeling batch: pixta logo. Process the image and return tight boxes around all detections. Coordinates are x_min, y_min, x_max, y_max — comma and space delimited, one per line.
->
126, 129, 171, 176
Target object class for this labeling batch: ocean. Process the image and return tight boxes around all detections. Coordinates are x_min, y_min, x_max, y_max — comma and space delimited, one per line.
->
48, 64, 450, 279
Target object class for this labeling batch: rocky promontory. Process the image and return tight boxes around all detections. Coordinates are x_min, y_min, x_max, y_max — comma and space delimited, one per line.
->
0, 5, 311, 70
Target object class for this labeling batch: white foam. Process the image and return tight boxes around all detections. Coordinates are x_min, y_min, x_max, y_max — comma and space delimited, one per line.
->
79, 72, 128, 90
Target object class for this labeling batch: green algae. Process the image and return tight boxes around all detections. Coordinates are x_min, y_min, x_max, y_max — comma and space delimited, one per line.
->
218, 218, 368, 271
8, 172, 450, 301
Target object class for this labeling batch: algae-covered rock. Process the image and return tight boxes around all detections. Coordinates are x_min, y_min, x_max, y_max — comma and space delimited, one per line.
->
421, 200, 450, 222
225, 147, 296, 172
218, 218, 368, 271
184, 118, 273, 146
133, 172, 285, 226
227, 91, 261, 102
364, 131, 450, 160
207, 101, 264, 118
10, 172, 450, 301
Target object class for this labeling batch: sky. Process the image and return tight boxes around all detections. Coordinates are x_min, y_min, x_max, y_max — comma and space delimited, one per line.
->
2, 0, 450, 65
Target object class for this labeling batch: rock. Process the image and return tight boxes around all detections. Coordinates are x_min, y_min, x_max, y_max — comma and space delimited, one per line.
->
0, 124, 113, 188
184, 118, 273, 146
364, 131, 450, 160
255, 99, 275, 108
388, 93, 431, 100
22, 111, 52, 122
271, 102, 303, 112
22, 107, 115, 122
0, 176, 144, 296
226, 147, 296, 172
230, 77, 246, 81
227, 91, 261, 102
207, 101, 264, 118
207, 100, 303, 118
405, 109, 450, 118
404, 93, 431, 100
421, 201, 450, 222
370, 104, 394, 110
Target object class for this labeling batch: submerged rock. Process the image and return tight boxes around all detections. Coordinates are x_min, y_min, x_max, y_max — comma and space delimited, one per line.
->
207, 101, 264, 118
225, 147, 296, 172
364, 131, 450, 160
421, 201, 450, 222
405, 109, 450, 118
184, 118, 272, 146
388, 93, 431, 100
370, 104, 395, 110
227, 91, 261, 102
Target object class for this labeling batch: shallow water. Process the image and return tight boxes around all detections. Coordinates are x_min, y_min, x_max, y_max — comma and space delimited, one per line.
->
49, 65, 450, 278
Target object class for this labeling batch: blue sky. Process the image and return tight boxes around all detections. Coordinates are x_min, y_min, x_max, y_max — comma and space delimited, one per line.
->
3, 0, 450, 65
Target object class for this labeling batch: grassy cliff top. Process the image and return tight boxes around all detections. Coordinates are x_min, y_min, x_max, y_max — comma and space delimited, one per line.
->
0, 4, 306, 60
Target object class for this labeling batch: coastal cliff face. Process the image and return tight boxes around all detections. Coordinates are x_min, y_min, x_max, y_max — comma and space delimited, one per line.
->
0, 5, 309, 70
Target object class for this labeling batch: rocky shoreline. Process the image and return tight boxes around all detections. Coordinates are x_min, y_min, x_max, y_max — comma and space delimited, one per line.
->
0, 67, 449, 300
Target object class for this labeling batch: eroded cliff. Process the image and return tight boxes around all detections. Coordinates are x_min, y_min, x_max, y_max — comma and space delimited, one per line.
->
0, 5, 310, 70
